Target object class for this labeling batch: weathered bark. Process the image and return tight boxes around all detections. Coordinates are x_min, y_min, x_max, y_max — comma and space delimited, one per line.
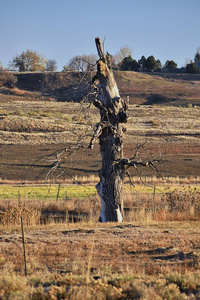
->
92, 38, 128, 222
42, 38, 165, 222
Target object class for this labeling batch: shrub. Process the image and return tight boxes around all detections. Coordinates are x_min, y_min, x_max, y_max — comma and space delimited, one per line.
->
0, 116, 66, 132
162, 187, 200, 215
145, 94, 172, 105
0, 72, 17, 88
186, 63, 200, 74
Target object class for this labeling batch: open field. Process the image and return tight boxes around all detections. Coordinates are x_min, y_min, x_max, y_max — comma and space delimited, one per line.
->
1, 221, 200, 299
0, 99, 200, 180
0, 183, 200, 224
0, 183, 200, 299
0, 71, 200, 298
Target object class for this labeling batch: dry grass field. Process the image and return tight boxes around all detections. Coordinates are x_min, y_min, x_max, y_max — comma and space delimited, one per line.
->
0, 71, 200, 299
0, 100, 200, 181
1, 221, 200, 299
0, 184, 200, 299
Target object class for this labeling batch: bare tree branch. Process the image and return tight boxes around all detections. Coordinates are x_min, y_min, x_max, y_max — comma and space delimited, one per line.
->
120, 158, 166, 168
124, 170, 135, 187
88, 122, 107, 150
129, 140, 147, 160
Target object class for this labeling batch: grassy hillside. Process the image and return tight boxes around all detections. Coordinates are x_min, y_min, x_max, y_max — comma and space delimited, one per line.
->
0, 71, 200, 181
1, 70, 200, 105
114, 71, 200, 105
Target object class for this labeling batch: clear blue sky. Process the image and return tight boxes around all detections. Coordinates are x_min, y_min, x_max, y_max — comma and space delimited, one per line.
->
1, 0, 200, 70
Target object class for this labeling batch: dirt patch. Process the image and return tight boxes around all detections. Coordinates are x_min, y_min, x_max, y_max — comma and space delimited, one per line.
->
0, 143, 101, 181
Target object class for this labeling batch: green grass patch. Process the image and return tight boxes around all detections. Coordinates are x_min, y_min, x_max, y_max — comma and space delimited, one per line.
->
0, 185, 97, 200
0, 184, 163, 201
0, 184, 199, 201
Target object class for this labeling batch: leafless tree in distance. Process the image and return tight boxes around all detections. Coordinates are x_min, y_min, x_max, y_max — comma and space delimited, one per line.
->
45, 59, 58, 71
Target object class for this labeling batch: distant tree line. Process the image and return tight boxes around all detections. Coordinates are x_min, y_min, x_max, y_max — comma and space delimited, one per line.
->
62, 46, 200, 74
0, 47, 200, 73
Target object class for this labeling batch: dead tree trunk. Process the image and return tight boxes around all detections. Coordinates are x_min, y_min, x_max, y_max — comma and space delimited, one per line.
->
91, 38, 128, 222
42, 38, 165, 222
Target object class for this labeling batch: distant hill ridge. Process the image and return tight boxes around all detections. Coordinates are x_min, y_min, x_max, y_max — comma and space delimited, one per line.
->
0, 71, 200, 106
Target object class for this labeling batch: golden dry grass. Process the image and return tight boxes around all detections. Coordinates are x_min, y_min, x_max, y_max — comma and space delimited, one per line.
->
0, 72, 200, 298
0, 182, 200, 299
1, 100, 200, 145
1, 73, 200, 180
1, 220, 200, 299
0, 183, 200, 225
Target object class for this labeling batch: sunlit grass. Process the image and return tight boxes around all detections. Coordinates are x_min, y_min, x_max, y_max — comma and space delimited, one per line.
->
0, 185, 97, 200
1, 221, 200, 299
0, 184, 169, 201
0, 184, 199, 201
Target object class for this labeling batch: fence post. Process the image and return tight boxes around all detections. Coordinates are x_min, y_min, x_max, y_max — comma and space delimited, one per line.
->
153, 186, 156, 202
21, 216, 27, 276
56, 183, 61, 201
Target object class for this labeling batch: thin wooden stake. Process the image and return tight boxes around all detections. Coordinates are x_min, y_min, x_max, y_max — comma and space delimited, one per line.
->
18, 188, 21, 206
21, 216, 27, 276
56, 183, 61, 201
153, 186, 156, 202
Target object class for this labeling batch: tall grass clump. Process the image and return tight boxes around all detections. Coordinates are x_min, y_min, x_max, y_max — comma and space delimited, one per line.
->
161, 187, 200, 221
123, 186, 200, 223
0, 184, 200, 226
0, 204, 40, 226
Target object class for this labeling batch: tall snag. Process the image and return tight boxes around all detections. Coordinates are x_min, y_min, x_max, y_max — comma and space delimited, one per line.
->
41, 37, 164, 223
90, 38, 128, 222
90, 37, 164, 222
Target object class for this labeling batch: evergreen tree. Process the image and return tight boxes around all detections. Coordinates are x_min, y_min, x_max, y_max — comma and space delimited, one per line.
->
186, 62, 200, 73
165, 60, 177, 68
194, 49, 200, 62
138, 56, 147, 70
156, 59, 162, 68
145, 55, 159, 71
120, 56, 139, 71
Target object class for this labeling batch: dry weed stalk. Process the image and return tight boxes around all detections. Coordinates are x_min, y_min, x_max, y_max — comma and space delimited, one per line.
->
0, 204, 40, 226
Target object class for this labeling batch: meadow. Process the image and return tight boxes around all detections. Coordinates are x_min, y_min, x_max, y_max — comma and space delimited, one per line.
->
0, 71, 200, 299
0, 182, 200, 299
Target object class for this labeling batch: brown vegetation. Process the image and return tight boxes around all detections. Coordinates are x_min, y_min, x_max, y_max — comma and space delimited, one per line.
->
1, 70, 200, 105
1, 220, 200, 298
0, 71, 200, 298
0, 186, 200, 299
1, 99, 200, 180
